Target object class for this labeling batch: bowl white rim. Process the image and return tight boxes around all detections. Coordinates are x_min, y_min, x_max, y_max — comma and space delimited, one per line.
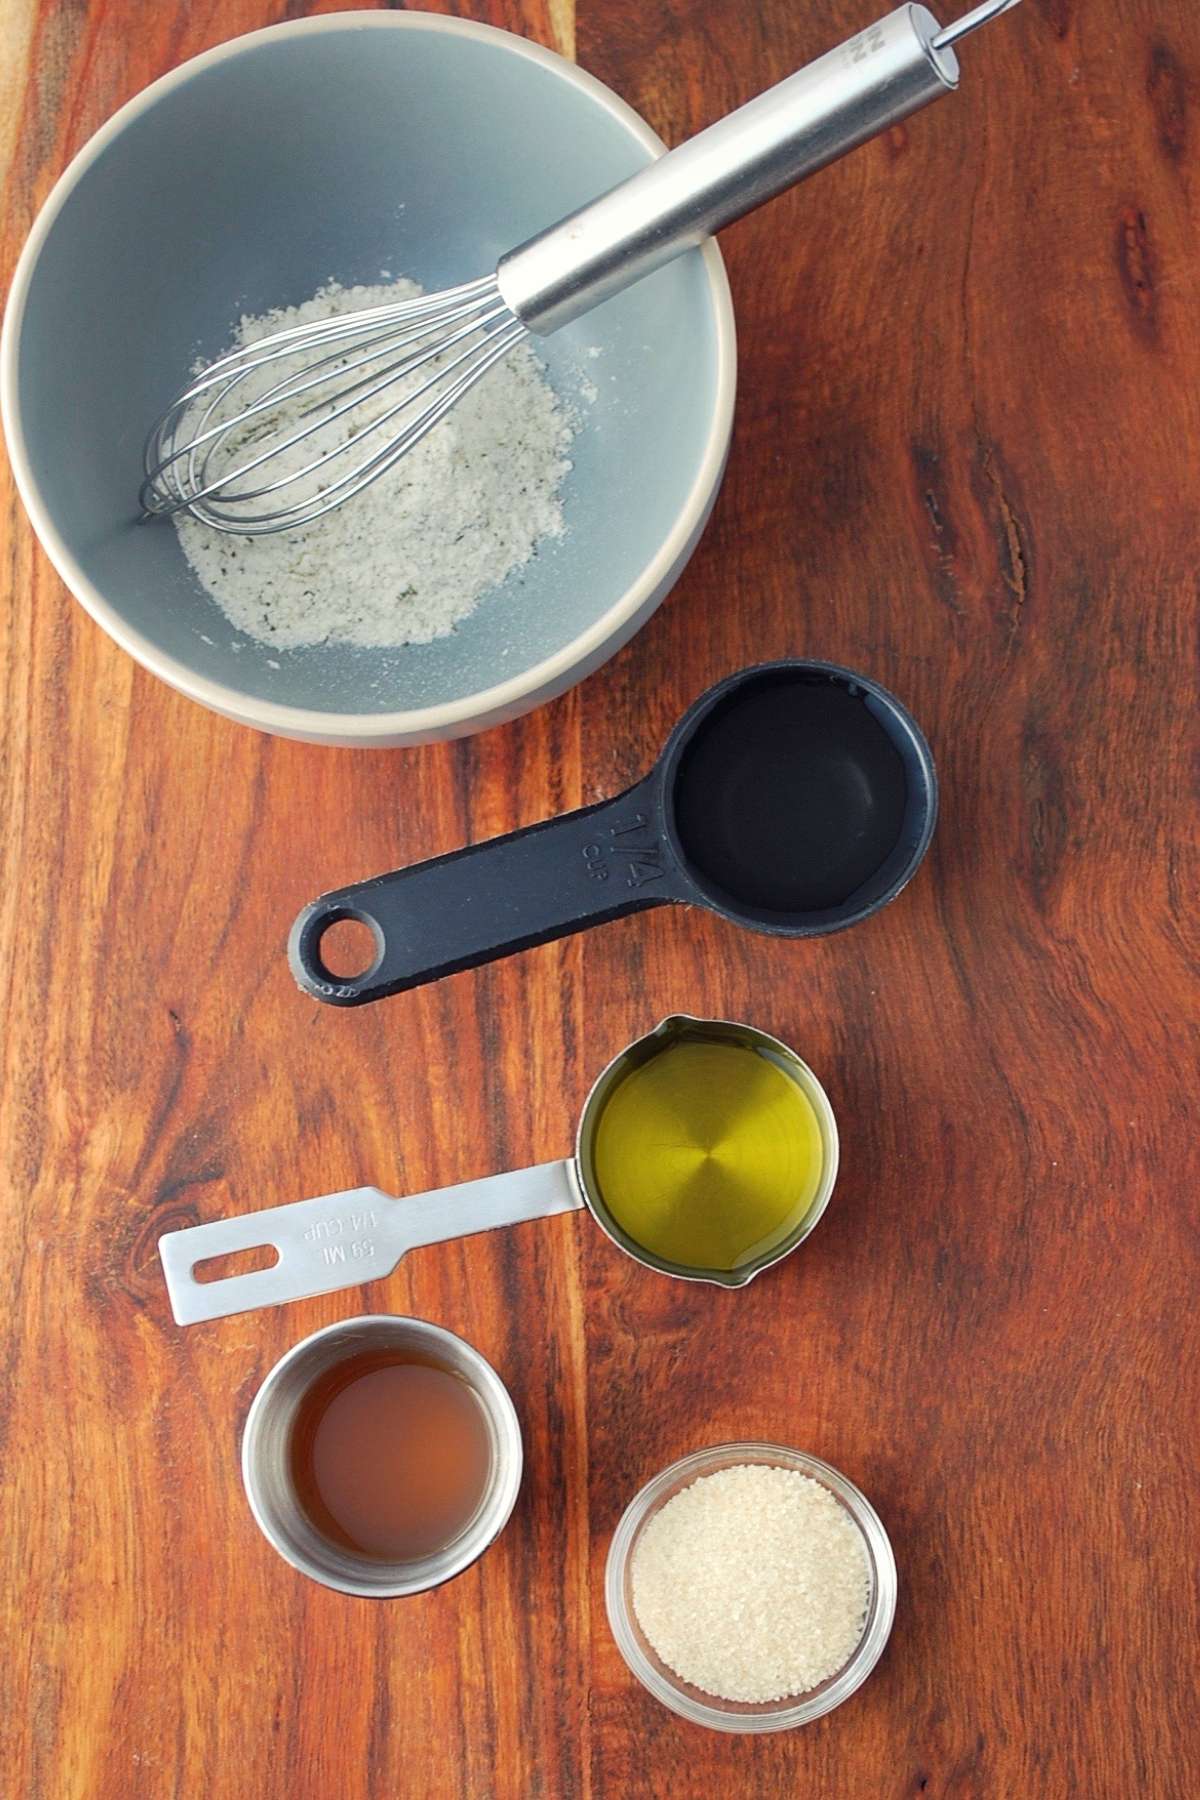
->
0, 10, 736, 742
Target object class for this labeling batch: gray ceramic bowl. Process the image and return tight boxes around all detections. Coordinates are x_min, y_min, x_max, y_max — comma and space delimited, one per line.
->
1, 13, 735, 746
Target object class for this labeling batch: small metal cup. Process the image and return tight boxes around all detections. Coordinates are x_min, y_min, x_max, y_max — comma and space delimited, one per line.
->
241, 1315, 522, 1597
575, 1015, 839, 1288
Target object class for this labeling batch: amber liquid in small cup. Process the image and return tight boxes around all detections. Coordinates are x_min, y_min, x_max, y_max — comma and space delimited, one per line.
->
289, 1350, 492, 1562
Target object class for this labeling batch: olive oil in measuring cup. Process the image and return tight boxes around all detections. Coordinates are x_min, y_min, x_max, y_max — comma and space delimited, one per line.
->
586, 1020, 829, 1276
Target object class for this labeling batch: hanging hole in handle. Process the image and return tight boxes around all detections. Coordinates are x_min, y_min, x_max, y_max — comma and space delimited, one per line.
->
193, 1243, 280, 1284
310, 908, 385, 985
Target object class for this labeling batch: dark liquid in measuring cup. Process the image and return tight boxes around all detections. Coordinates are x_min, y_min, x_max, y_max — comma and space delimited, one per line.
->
290, 1351, 491, 1562
673, 674, 908, 915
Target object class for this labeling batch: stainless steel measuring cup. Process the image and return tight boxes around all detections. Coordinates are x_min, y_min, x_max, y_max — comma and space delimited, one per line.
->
241, 1315, 523, 1597
289, 660, 937, 1006
159, 1016, 839, 1325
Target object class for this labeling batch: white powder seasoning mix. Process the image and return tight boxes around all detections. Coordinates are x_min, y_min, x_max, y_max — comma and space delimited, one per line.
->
630, 1465, 871, 1704
176, 279, 575, 649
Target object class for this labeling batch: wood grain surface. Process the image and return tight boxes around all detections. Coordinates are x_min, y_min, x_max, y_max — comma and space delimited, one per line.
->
2, 0, 1198, 1795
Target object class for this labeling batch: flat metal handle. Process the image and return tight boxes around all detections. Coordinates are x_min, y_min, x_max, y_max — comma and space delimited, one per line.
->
499, 5, 959, 333
158, 1161, 584, 1325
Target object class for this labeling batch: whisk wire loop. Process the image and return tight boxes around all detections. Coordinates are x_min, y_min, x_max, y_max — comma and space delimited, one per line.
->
141, 276, 528, 537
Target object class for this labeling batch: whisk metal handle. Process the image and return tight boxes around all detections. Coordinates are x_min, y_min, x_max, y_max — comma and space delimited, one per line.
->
499, 3, 996, 335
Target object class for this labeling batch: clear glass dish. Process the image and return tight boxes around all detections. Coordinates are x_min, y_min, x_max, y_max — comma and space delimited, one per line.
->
604, 1441, 897, 1733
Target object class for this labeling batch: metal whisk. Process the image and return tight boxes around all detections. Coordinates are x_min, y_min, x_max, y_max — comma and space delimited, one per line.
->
142, 0, 1021, 538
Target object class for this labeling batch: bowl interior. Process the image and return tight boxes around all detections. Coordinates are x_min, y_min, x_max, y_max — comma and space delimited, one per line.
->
9, 17, 725, 721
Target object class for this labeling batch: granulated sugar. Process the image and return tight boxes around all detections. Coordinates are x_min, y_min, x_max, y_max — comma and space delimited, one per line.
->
630, 1465, 870, 1703
176, 278, 574, 649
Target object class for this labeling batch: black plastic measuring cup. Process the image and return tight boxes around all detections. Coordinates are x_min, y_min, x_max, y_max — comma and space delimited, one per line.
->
289, 660, 937, 1006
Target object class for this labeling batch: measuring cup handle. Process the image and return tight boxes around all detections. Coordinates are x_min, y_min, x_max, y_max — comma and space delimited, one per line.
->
289, 777, 686, 1006
497, 6, 963, 334
159, 1162, 585, 1325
